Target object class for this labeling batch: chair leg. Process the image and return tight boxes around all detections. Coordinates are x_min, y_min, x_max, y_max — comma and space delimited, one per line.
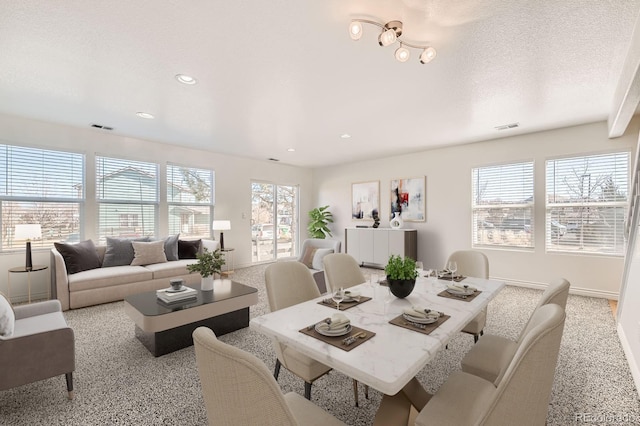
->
480, 330, 484, 336
304, 381, 312, 400
365, 384, 369, 399
274, 359, 281, 380
473, 334, 479, 343
65, 372, 74, 400
353, 379, 359, 407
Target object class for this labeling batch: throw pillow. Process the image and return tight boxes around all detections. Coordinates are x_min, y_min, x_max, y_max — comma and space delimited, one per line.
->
102, 237, 150, 267
312, 248, 334, 271
163, 234, 180, 261
131, 240, 168, 266
300, 247, 317, 268
54, 239, 102, 274
0, 292, 15, 338
178, 239, 201, 259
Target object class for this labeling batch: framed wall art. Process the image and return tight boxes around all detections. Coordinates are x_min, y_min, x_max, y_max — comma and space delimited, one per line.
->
390, 176, 426, 222
352, 181, 379, 220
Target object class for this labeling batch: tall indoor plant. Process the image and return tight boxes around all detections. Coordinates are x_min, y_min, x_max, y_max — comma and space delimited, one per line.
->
307, 205, 333, 238
187, 248, 225, 290
384, 254, 418, 298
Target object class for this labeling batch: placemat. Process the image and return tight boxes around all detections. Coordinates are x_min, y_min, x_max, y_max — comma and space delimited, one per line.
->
437, 274, 467, 282
389, 313, 451, 335
437, 289, 482, 302
299, 324, 375, 352
318, 296, 372, 311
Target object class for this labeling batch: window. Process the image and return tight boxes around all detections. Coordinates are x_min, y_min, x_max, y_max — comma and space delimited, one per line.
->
472, 161, 534, 249
0, 144, 84, 250
167, 164, 214, 239
251, 182, 298, 262
96, 156, 158, 242
546, 152, 629, 255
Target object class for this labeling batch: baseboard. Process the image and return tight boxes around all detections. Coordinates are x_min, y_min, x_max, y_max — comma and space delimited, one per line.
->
496, 277, 619, 300
617, 322, 640, 400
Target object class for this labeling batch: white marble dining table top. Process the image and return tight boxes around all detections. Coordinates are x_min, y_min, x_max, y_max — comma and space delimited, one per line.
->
250, 275, 505, 396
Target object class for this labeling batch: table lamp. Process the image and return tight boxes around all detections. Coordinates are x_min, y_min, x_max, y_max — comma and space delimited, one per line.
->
15, 224, 42, 271
212, 220, 231, 250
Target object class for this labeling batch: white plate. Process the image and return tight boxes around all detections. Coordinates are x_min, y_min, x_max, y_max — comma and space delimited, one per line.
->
446, 287, 475, 296
165, 286, 186, 293
315, 323, 352, 337
403, 313, 439, 324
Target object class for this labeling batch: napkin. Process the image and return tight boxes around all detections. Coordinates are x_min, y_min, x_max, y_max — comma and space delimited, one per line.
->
403, 306, 441, 320
447, 283, 477, 292
343, 289, 361, 298
316, 313, 351, 331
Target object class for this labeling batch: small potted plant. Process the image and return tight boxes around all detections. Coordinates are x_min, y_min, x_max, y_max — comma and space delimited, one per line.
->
384, 254, 418, 298
187, 248, 225, 291
307, 205, 333, 238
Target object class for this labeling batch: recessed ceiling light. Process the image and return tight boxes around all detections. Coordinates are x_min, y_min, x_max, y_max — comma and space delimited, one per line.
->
340, 133, 351, 139
175, 74, 197, 85
287, 148, 295, 152
494, 122, 519, 130
136, 112, 155, 119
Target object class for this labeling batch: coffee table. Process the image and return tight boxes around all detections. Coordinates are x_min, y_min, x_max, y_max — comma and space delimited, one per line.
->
124, 280, 258, 356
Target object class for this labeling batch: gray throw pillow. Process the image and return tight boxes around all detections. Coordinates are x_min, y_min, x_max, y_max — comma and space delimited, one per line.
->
102, 237, 150, 267
163, 234, 180, 261
131, 241, 168, 266
54, 239, 102, 274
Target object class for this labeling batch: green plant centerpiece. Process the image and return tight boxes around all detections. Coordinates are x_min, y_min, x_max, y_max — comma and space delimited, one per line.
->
187, 248, 225, 290
384, 255, 418, 298
307, 205, 333, 239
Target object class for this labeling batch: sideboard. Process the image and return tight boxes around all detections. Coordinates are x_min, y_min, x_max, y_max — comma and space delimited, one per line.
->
345, 228, 417, 268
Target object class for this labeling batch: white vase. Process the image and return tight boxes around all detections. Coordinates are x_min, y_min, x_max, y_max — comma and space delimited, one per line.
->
390, 212, 404, 229
201, 275, 214, 291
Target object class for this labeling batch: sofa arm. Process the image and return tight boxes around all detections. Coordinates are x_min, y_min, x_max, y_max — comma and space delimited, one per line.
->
14, 300, 62, 320
50, 248, 70, 311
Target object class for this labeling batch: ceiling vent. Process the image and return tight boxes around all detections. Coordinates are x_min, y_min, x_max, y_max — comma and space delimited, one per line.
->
90, 123, 114, 131
494, 122, 519, 131
268, 158, 280, 162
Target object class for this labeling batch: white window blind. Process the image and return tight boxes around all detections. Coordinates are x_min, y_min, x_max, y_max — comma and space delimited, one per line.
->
96, 156, 158, 242
167, 164, 214, 239
546, 152, 629, 255
472, 161, 534, 249
0, 144, 84, 250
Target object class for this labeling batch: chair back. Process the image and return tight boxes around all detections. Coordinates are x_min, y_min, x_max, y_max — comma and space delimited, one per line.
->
323, 253, 366, 292
193, 327, 298, 426
516, 278, 570, 342
446, 250, 489, 279
265, 261, 321, 312
298, 239, 341, 262
482, 304, 566, 425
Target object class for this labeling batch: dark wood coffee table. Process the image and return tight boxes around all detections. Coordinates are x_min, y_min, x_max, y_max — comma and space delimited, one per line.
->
124, 280, 258, 356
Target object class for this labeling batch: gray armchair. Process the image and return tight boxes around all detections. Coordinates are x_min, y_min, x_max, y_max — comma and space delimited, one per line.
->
0, 299, 75, 399
297, 238, 341, 293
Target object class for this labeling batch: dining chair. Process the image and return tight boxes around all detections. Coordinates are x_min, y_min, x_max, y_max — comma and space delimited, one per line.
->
265, 261, 366, 406
446, 250, 489, 343
461, 278, 570, 384
192, 326, 346, 426
322, 253, 366, 293
378, 303, 566, 425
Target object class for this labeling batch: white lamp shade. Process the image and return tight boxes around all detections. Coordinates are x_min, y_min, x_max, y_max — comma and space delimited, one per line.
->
378, 28, 397, 47
419, 47, 437, 64
15, 224, 42, 240
349, 21, 363, 40
395, 46, 410, 62
212, 220, 231, 231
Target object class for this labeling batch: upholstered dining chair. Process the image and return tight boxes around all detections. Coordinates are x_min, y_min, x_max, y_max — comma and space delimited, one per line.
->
378, 304, 566, 426
322, 253, 366, 293
0, 297, 75, 399
461, 278, 570, 384
446, 250, 489, 343
193, 326, 346, 426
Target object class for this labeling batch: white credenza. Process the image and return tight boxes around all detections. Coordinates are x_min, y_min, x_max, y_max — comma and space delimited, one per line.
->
345, 228, 417, 268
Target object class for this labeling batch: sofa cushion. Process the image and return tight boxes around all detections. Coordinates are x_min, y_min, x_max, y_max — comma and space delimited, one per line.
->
144, 259, 198, 279
178, 239, 201, 259
163, 234, 180, 261
68, 265, 153, 292
11, 311, 68, 338
131, 240, 168, 266
300, 247, 317, 268
0, 293, 15, 338
102, 237, 150, 267
54, 239, 102, 274
312, 248, 334, 270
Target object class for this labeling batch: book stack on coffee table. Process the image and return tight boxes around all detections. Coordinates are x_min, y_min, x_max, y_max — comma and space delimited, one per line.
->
156, 286, 197, 304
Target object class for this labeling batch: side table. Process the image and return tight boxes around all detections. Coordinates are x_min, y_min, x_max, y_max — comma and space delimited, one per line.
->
7, 265, 49, 304
220, 248, 235, 276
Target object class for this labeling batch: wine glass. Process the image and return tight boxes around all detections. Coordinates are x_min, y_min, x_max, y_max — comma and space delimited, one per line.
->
447, 260, 458, 282
332, 287, 344, 311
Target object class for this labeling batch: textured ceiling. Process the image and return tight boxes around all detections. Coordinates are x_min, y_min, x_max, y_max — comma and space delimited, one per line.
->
0, 0, 639, 167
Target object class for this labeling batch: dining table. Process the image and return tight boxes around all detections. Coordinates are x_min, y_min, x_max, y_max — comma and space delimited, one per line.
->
250, 273, 505, 422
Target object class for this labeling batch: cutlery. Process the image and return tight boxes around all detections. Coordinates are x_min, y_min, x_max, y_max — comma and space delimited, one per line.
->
342, 331, 367, 346
404, 320, 428, 330
424, 309, 444, 317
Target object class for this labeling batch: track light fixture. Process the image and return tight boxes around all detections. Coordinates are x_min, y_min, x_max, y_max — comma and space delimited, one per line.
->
349, 19, 437, 64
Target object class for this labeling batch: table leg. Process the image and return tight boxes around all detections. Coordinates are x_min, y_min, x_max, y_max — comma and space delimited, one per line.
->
373, 378, 432, 426
6, 271, 10, 303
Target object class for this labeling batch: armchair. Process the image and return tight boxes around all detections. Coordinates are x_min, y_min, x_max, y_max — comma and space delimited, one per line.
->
297, 238, 341, 293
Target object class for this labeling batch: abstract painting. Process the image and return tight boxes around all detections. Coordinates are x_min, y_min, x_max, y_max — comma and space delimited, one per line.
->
352, 181, 379, 220
390, 176, 426, 222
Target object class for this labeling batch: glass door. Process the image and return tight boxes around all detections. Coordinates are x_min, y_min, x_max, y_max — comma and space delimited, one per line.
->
251, 182, 298, 262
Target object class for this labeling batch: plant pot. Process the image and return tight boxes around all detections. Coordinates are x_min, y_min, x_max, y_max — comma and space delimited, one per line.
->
387, 277, 415, 298
201, 275, 214, 291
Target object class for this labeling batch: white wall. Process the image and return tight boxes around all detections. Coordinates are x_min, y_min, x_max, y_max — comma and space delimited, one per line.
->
0, 113, 313, 302
312, 119, 640, 298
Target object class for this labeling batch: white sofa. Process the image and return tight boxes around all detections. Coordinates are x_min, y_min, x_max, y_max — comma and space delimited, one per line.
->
51, 240, 218, 311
